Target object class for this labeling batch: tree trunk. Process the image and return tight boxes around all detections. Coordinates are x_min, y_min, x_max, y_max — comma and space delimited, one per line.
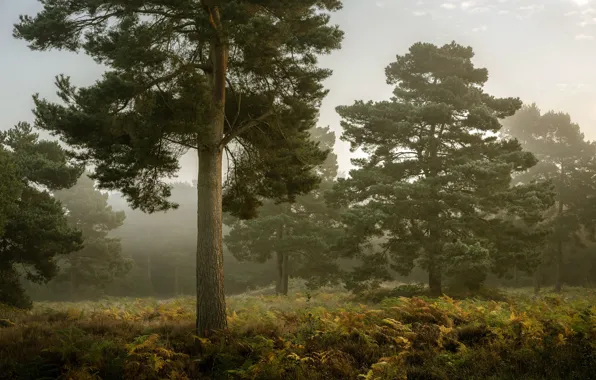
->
282, 252, 289, 295
554, 239, 563, 293
554, 165, 565, 293
147, 255, 152, 283
275, 223, 289, 296
174, 263, 179, 296
196, 147, 226, 336
533, 268, 541, 295
275, 251, 283, 295
426, 124, 442, 297
195, 34, 228, 337
428, 261, 442, 296
70, 269, 75, 300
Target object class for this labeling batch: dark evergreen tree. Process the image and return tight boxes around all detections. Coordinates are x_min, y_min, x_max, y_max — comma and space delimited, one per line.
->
49, 174, 132, 298
0, 123, 83, 308
328, 42, 555, 295
15, 0, 343, 335
225, 126, 343, 294
502, 104, 596, 292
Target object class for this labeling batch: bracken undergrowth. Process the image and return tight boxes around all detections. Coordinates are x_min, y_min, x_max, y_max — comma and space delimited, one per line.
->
1, 284, 596, 379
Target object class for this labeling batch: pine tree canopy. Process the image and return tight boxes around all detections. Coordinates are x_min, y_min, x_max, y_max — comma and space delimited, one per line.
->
52, 174, 132, 294
225, 126, 344, 291
327, 42, 556, 293
14, 0, 344, 217
502, 104, 596, 290
14, 0, 344, 334
0, 123, 83, 308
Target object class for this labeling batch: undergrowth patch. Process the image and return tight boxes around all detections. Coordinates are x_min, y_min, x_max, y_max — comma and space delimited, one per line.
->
1, 288, 596, 379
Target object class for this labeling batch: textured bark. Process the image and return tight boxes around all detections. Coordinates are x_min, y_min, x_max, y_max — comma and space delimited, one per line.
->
195, 33, 228, 337
196, 147, 226, 336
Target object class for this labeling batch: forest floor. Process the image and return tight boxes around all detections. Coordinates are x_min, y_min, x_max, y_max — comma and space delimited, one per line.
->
1, 282, 596, 379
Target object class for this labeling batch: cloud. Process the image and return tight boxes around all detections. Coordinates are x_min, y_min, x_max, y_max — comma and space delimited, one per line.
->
571, 0, 591, 6
472, 25, 488, 32
575, 33, 594, 39
557, 83, 589, 94
514, 3, 544, 19
441, 3, 456, 9
412, 10, 427, 16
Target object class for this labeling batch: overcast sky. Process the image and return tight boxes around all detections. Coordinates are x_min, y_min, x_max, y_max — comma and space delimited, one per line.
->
1, 0, 596, 182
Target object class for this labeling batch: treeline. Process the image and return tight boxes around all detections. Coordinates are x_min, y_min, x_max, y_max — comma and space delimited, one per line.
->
5, 43, 596, 307
3, 0, 596, 336
225, 43, 596, 296
18, 97, 596, 303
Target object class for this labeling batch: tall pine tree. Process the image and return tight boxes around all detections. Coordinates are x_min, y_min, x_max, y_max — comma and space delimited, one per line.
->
50, 174, 132, 298
328, 42, 554, 295
502, 104, 596, 292
15, 0, 343, 335
225, 126, 343, 294
0, 123, 83, 308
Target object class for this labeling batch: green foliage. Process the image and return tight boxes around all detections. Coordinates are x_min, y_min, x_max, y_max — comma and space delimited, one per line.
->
225, 126, 344, 292
502, 104, 596, 289
0, 148, 21, 237
14, 0, 344, 217
15, 0, 345, 335
31, 173, 133, 299
328, 42, 555, 294
0, 123, 83, 308
2, 288, 596, 379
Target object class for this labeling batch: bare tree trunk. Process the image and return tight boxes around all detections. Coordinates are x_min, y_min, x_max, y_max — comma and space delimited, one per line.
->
174, 263, 179, 296
196, 147, 226, 336
275, 251, 283, 295
195, 34, 228, 337
428, 261, 442, 296
275, 223, 289, 296
282, 252, 289, 295
554, 165, 565, 293
147, 255, 152, 283
70, 269, 75, 300
534, 268, 541, 295
555, 239, 563, 293
428, 226, 442, 296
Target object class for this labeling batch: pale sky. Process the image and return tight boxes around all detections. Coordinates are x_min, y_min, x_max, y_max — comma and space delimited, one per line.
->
1, 0, 596, 182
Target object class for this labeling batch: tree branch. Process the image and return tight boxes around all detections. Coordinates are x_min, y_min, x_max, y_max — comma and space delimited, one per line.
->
162, 136, 198, 150
220, 110, 275, 148
193, 63, 213, 73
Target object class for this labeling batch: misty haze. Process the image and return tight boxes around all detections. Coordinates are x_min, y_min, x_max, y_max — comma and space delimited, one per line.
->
1, 1, 596, 379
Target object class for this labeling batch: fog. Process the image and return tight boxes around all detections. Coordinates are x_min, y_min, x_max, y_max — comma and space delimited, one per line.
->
5, 2, 596, 377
